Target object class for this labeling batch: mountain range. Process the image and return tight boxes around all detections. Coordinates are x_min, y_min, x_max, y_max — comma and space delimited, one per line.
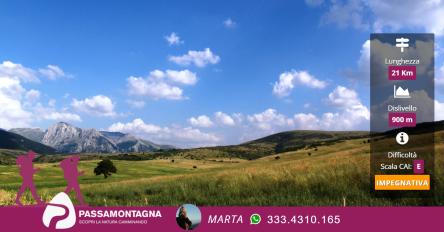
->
6, 122, 173, 154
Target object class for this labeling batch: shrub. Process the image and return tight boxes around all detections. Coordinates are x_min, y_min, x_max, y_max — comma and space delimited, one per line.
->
94, 159, 117, 179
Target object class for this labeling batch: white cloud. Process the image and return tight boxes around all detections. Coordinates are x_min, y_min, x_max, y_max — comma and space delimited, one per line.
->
0, 60, 69, 82
223, 18, 237, 28
25, 89, 41, 103
0, 60, 38, 83
0, 61, 77, 129
189, 115, 214, 128
272, 70, 327, 97
311, 0, 444, 36
148, 69, 197, 85
164, 32, 183, 46
44, 112, 81, 122
435, 99, 444, 121
327, 85, 361, 108
232, 113, 244, 124
247, 108, 293, 131
357, 40, 370, 75
293, 113, 321, 130
0, 77, 32, 129
38, 65, 66, 80
126, 100, 145, 109
108, 118, 162, 134
48, 99, 56, 107
340, 39, 370, 85
311, 86, 370, 130
215, 112, 236, 126
0, 77, 26, 98
436, 63, 444, 86
260, 86, 369, 132
34, 104, 82, 122
126, 69, 197, 100
320, 0, 369, 30
127, 76, 184, 100
169, 48, 220, 67
108, 118, 220, 148
368, 0, 444, 35
164, 70, 197, 85
71, 95, 116, 117
327, 86, 369, 118
0, 77, 81, 128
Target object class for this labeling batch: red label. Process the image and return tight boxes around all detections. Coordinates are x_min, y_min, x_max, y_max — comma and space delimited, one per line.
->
388, 66, 416, 80
388, 112, 416, 127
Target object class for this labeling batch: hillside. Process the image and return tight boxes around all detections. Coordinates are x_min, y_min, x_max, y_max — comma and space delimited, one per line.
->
1, 129, 442, 206
8, 128, 45, 143
158, 130, 369, 160
0, 129, 56, 156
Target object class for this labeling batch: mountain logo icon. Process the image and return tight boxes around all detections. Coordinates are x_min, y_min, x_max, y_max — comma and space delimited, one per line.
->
394, 85, 410, 98
42, 192, 76, 229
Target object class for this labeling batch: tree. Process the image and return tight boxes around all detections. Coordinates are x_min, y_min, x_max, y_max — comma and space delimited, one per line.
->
94, 159, 117, 179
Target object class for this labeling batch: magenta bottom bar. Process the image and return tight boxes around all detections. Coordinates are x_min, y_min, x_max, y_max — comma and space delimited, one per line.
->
0, 206, 442, 232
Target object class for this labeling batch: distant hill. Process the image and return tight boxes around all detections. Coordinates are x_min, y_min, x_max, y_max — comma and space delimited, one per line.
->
0, 129, 56, 155
245, 130, 369, 153
162, 130, 369, 160
9, 128, 45, 143
100, 131, 176, 152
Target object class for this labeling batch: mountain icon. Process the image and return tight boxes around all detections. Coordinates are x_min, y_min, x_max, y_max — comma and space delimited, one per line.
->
394, 85, 410, 98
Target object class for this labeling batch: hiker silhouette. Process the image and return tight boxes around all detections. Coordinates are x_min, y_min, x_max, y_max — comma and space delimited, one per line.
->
60, 156, 86, 205
15, 150, 44, 206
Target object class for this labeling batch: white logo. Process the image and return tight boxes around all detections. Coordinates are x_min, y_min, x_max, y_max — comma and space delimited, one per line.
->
395, 37, 409, 52
396, 132, 409, 145
42, 192, 76, 229
393, 85, 410, 98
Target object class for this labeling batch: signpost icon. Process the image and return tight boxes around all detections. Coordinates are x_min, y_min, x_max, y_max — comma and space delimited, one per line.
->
396, 37, 409, 52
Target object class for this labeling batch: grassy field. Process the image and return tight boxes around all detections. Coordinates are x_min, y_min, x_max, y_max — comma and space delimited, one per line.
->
0, 131, 442, 206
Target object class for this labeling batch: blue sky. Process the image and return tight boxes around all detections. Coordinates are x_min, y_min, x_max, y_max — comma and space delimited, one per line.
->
1, 0, 444, 147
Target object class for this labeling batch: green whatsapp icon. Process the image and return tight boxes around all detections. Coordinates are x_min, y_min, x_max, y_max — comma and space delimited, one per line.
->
250, 213, 261, 225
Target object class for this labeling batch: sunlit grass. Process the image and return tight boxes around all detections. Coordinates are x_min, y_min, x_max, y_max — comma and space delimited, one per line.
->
1, 132, 443, 206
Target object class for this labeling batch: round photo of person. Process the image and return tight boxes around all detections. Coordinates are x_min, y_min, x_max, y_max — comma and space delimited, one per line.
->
176, 204, 201, 230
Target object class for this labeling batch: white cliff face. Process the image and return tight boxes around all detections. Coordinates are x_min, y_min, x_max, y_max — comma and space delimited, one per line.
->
41, 122, 117, 153
42, 122, 80, 147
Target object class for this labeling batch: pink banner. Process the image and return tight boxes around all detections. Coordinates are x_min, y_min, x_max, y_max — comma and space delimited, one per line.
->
0, 206, 443, 232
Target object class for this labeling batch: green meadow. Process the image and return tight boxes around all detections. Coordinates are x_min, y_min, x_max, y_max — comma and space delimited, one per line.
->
1, 131, 443, 206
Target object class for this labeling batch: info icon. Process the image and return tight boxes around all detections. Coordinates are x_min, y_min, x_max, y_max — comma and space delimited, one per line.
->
396, 132, 409, 145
